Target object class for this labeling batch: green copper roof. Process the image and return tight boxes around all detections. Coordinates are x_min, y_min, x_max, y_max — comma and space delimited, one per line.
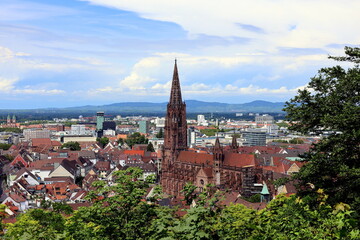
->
286, 157, 303, 161
261, 183, 270, 195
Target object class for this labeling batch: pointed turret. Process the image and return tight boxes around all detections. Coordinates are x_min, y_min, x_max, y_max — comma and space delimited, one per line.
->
169, 60, 183, 107
214, 137, 223, 154
231, 134, 238, 153
213, 137, 223, 186
214, 137, 221, 149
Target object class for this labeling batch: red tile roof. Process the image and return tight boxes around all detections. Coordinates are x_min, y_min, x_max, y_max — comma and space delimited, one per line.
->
95, 161, 111, 171
31, 138, 52, 147
223, 153, 256, 168
124, 150, 145, 157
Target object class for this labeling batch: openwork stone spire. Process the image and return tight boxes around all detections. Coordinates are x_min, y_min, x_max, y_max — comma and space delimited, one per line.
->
231, 134, 239, 153
169, 59, 183, 107
164, 60, 187, 153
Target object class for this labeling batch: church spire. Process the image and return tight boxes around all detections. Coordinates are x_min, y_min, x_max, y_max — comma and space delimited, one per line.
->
169, 59, 183, 106
214, 137, 221, 149
231, 134, 239, 153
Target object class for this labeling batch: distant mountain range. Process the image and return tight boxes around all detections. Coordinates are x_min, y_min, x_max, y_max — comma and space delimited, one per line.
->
0, 100, 286, 114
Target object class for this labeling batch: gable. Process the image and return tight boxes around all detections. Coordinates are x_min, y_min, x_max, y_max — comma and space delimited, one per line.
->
11, 154, 28, 167
49, 165, 75, 178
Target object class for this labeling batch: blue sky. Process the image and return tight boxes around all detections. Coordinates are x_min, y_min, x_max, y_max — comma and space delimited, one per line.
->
0, 0, 359, 108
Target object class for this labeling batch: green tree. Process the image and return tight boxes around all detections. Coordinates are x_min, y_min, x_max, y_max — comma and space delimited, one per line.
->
0, 143, 12, 150
289, 138, 304, 144
156, 128, 164, 138
170, 184, 223, 240
125, 132, 148, 148
117, 138, 124, 145
181, 182, 197, 205
0, 128, 22, 133
147, 142, 155, 152
241, 193, 261, 203
61, 141, 81, 151
215, 203, 257, 240
0, 204, 7, 235
253, 194, 359, 239
284, 46, 360, 215
4, 209, 65, 240
52, 202, 73, 215
65, 168, 158, 240
200, 129, 218, 136
97, 137, 109, 148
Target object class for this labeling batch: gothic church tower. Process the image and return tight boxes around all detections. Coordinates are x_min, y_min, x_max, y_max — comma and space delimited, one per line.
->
161, 60, 188, 193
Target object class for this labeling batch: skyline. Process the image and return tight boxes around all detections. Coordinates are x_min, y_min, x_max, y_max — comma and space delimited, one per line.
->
0, 0, 359, 108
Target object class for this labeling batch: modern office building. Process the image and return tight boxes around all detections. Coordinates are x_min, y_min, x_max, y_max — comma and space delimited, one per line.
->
242, 130, 266, 146
139, 120, 149, 134
96, 112, 105, 130
103, 121, 116, 131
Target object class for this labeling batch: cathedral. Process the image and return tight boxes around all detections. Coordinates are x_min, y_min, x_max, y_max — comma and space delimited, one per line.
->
160, 61, 274, 197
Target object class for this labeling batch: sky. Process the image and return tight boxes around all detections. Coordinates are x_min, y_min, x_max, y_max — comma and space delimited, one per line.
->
0, 0, 359, 109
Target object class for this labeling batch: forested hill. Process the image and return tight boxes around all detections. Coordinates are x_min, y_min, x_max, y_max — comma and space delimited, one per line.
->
0, 100, 285, 113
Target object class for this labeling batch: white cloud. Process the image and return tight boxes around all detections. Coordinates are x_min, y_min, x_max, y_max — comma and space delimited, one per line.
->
0, 77, 65, 95
85, 50, 328, 100
13, 88, 65, 95
0, 77, 16, 91
83, 0, 360, 49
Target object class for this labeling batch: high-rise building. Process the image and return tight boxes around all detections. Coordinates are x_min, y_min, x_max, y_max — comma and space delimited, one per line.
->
139, 120, 149, 134
96, 112, 105, 130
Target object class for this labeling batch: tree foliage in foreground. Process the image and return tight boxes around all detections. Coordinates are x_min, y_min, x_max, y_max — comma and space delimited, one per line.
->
284, 46, 360, 216
2, 172, 359, 239
64, 167, 158, 240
